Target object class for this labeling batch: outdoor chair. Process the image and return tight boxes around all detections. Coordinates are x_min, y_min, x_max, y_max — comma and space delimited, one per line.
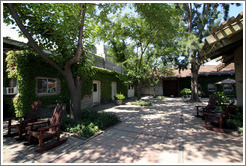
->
195, 97, 217, 118
26, 103, 67, 152
203, 101, 235, 133
6, 101, 42, 140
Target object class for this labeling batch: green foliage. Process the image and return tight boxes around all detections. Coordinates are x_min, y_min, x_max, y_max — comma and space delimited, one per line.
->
3, 96, 15, 117
3, 53, 10, 86
4, 3, 98, 63
157, 96, 166, 99
92, 66, 127, 103
4, 3, 127, 119
62, 109, 120, 138
114, 93, 125, 100
210, 91, 230, 106
98, 4, 182, 92
198, 91, 202, 97
5, 50, 19, 79
131, 100, 152, 106
180, 88, 191, 96
6, 50, 69, 117
178, 76, 236, 97
227, 106, 243, 128
198, 75, 236, 97
174, 3, 241, 101
5, 49, 127, 116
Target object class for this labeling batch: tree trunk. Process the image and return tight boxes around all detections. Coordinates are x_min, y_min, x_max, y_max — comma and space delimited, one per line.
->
153, 86, 156, 97
63, 69, 82, 120
5, 3, 87, 120
190, 62, 200, 102
136, 84, 142, 100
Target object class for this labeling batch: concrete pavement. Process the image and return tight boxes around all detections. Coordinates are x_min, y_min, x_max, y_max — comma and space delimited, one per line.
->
2, 97, 243, 164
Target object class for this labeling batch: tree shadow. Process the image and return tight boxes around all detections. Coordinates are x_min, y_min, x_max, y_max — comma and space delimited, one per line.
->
2, 96, 243, 163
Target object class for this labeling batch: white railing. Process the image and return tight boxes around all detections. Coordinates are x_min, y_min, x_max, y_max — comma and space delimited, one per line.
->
5, 87, 18, 95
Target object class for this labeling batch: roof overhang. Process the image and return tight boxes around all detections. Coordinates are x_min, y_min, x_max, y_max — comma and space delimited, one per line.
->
3, 37, 26, 48
200, 12, 243, 68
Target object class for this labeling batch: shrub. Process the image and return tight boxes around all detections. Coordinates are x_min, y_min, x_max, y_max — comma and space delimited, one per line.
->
131, 100, 152, 106
114, 93, 125, 100
210, 91, 230, 106
198, 91, 202, 97
180, 88, 191, 96
157, 96, 165, 99
62, 109, 120, 138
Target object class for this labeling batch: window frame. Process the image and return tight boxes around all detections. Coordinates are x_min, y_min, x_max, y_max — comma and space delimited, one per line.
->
36, 77, 58, 96
207, 83, 217, 92
223, 84, 234, 92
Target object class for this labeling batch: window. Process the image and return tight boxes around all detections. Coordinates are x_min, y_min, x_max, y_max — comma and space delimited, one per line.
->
93, 84, 97, 92
208, 84, 216, 92
37, 78, 57, 94
223, 84, 234, 92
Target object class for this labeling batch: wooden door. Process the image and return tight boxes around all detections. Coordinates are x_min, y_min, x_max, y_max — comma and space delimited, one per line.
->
163, 80, 178, 97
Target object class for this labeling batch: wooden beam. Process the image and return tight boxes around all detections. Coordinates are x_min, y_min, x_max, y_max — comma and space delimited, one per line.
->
205, 18, 243, 45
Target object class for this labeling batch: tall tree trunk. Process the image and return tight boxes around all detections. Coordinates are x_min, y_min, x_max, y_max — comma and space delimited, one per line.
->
153, 85, 156, 97
63, 68, 82, 120
136, 84, 142, 100
5, 3, 87, 120
190, 62, 200, 102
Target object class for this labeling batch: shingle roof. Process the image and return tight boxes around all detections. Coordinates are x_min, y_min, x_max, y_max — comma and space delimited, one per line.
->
171, 63, 234, 78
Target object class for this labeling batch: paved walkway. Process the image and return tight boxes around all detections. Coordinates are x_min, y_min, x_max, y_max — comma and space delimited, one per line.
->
2, 97, 243, 164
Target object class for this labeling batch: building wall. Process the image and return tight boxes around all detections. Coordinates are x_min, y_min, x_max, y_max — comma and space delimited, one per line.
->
105, 59, 123, 73
95, 56, 123, 73
141, 81, 163, 96
81, 95, 93, 110
234, 45, 243, 107
198, 75, 235, 97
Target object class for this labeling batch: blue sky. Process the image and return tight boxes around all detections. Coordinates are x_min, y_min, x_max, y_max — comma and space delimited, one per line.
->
2, 2, 244, 65
228, 3, 244, 18
2, 3, 243, 42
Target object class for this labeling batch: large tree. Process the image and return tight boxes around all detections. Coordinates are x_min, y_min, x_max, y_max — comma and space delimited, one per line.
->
176, 3, 241, 101
3, 3, 123, 120
98, 3, 182, 99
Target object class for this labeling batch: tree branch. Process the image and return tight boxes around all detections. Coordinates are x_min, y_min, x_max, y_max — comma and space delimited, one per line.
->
65, 3, 87, 69
138, 31, 157, 70
194, 4, 201, 19
187, 3, 192, 33
5, 3, 64, 74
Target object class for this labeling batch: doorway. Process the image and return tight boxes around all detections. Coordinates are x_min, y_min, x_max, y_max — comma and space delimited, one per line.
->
93, 80, 101, 104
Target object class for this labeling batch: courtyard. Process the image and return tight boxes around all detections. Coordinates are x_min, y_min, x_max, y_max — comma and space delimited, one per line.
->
2, 96, 243, 164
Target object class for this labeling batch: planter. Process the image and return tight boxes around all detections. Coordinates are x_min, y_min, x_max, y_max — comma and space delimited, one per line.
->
116, 99, 123, 105
182, 95, 191, 101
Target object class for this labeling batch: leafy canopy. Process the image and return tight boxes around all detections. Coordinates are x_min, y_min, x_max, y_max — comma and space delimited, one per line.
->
4, 3, 124, 68
96, 3, 182, 87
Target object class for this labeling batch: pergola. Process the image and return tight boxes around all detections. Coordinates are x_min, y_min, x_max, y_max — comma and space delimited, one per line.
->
200, 12, 243, 107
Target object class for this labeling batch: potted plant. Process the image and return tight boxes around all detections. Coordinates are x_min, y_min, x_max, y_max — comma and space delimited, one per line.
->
114, 93, 125, 105
180, 88, 191, 100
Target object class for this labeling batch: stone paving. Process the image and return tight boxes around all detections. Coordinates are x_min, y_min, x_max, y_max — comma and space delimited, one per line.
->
2, 97, 244, 164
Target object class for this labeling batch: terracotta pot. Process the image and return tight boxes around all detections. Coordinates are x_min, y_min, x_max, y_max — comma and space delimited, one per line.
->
116, 99, 123, 105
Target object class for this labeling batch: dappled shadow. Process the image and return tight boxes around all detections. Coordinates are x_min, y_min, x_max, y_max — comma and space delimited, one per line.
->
2, 96, 243, 163
2, 120, 84, 163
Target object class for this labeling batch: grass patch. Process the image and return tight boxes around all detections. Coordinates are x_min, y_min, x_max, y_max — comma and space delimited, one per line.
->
62, 109, 120, 138
131, 100, 152, 106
